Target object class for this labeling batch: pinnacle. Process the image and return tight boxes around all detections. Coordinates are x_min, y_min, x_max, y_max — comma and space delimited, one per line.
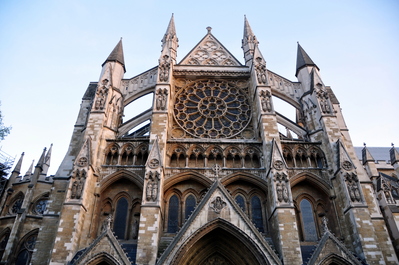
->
102, 39, 126, 72
296, 43, 319, 76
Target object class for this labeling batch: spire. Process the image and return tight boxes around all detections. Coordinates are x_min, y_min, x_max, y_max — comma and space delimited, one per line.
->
163, 13, 176, 41
41, 144, 52, 176
36, 147, 47, 169
296, 43, 319, 76
161, 14, 178, 62
242, 15, 259, 66
390, 144, 399, 165
243, 15, 256, 40
102, 39, 126, 72
362, 143, 375, 165
24, 160, 34, 178
12, 152, 24, 174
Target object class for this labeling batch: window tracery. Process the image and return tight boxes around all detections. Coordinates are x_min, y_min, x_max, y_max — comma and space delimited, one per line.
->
14, 230, 38, 265
173, 80, 251, 139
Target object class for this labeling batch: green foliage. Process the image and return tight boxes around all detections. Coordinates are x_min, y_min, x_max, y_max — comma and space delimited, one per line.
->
0, 103, 11, 141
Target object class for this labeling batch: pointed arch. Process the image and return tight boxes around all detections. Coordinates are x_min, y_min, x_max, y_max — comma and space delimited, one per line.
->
319, 253, 354, 265
0, 227, 11, 260
170, 218, 272, 265
85, 252, 120, 265
12, 229, 39, 265
290, 172, 331, 195
100, 169, 144, 192
221, 172, 268, 194
163, 171, 213, 191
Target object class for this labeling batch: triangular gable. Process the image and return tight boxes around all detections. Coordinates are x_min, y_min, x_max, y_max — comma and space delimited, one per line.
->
269, 138, 288, 170
337, 140, 356, 172
157, 180, 281, 264
146, 136, 162, 168
179, 32, 242, 66
69, 225, 131, 265
307, 228, 363, 265
74, 137, 91, 168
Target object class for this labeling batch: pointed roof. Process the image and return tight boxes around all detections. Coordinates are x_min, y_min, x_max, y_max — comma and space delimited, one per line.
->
179, 28, 242, 66
102, 39, 126, 72
243, 15, 256, 40
12, 152, 24, 174
390, 144, 399, 165
69, 224, 131, 265
41, 144, 52, 175
158, 180, 281, 264
362, 144, 375, 164
164, 13, 176, 39
306, 224, 363, 265
296, 43, 319, 76
24, 160, 34, 178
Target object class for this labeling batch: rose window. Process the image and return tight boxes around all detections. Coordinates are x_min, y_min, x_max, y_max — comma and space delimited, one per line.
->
174, 80, 251, 138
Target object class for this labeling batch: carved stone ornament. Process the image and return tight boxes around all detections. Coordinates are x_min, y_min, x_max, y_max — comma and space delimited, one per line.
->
94, 79, 109, 111
77, 157, 88, 167
159, 55, 170, 82
342, 161, 353, 171
260, 90, 272, 112
273, 160, 284, 170
149, 159, 160, 169
145, 171, 159, 202
254, 57, 267, 84
156, 88, 168, 111
210, 196, 226, 214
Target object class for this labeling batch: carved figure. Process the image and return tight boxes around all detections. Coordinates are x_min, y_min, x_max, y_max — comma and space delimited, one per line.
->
151, 181, 158, 201
156, 88, 168, 110
159, 55, 170, 82
94, 79, 109, 110
255, 57, 267, 84
210, 196, 226, 213
282, 183, 289, 202
71, 180, 78, 199
146, 181, 153, 201
76, 178, 84, 199
131, 219, 139, 239
260, 90, 272, 112
276, 183, 283, 202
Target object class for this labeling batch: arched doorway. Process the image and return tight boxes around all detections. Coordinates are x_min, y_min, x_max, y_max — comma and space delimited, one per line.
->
170, 219, 270, 265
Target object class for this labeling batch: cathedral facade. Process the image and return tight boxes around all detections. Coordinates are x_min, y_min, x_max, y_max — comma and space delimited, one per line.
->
0, 16, 398, 265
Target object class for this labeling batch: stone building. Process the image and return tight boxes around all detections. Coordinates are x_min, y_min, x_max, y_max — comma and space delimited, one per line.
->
0, 15, 398, 265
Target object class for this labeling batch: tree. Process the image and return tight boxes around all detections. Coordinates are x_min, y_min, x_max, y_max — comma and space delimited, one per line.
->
0, 103, 11, 141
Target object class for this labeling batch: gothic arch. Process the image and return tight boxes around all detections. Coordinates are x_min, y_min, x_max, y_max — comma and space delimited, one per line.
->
30, 191, 50, 215
318, 253, 354, 265
170, 218, 272, 265
290, 172, 331, 195
100, 169, 143, 192
222, 172, 268, 193
85, 251, 120, 265
11, 228, 39, 265
163, 171, 212, 191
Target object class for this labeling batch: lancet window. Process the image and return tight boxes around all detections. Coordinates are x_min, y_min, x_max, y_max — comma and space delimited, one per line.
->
105, 144, 119, 165
13, 230, 38, 265
167, 195, 179, 233
184, 194, 196, 220
299, 199, 318, 241
251, 195, 264, 232
113, 197, 129, 239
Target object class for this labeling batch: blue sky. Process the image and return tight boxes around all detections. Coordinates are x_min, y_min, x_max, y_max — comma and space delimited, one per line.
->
0, 0, 398, 175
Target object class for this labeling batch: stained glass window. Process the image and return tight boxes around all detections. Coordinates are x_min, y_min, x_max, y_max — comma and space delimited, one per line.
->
251, 196, 264, 232
168, 195, 179, 233
300, 199, 317, 241
185, 195, 196, 220
113, 197, 128, 239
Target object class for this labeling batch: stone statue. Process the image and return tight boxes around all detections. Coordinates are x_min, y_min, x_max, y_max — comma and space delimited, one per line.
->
276, 183, 283, 202
156, 88, 168, 110
159, 55, 170, 82
260, 90, 272, 112
151, 181, 158, 201
94, 79, 109, 110
255, 57, 267, 84
146, 181, 153, 201
282, 182, 289, 202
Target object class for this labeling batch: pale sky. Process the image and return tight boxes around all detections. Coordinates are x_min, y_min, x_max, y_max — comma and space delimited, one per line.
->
0, 0, 398, 175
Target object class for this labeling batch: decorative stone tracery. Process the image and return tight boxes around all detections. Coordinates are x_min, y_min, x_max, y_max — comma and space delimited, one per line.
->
344, 173, 362, 202
173, 80, 251, 139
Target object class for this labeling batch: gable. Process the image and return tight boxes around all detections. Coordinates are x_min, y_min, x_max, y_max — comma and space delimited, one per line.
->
179, 32, 242, 66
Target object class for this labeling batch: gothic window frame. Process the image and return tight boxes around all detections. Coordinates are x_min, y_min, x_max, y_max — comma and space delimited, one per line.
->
31, 192, 50, 215
234, 193, 247, 213
120, 144, 134, 165
166, 193, 181, 233
296, 196, 319, 242
183, 193, 197, 221
12, 229, 38, 265
250, 194, 265, 233
112, 193, 131, 240
135, 144, 149, 166
8, 192, 24, 215
104, 143, 119, 165
0, 228, 11, 260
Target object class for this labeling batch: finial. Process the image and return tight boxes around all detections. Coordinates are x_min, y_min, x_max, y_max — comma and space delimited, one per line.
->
206, 26, 212, 33
392, 143, 395, 147
363, 142, 366, 147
